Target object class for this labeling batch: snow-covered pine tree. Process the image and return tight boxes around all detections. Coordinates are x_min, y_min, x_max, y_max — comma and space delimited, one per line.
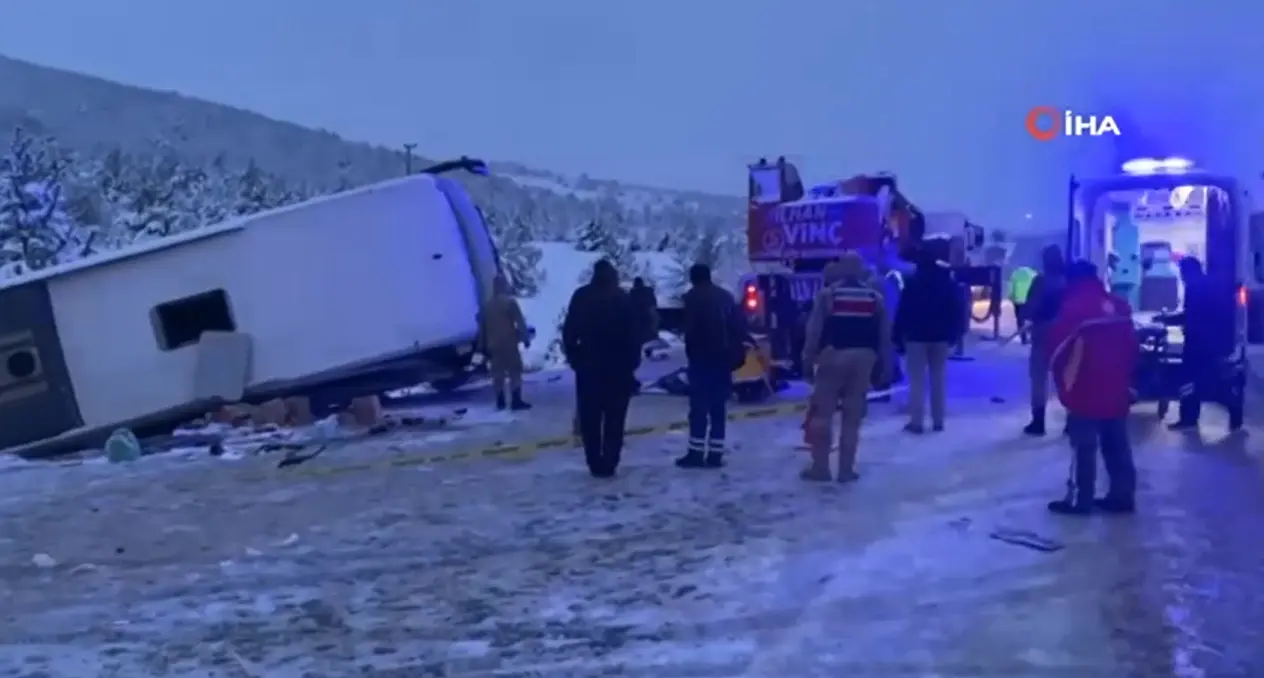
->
114, 152, 205, 244
231, 159, 274, 216
193, 153, 236, 226
543, 305, 570, 366
587, 201, 643, 282
512, 194, 559, 242
665, 212, 727, 301
334, 158, 354, 192
0, 129, 90, 275
177, 163, 225, 228
265, 174, 308, 208
58, 151, 110, 258
90, 147, 138, 250
575, 244, 642, 287
709, 212, 750, 284
573, 219, 614, 253
488, 207, 545, 297
526, 198, 564, 241
606, 237, 640, 283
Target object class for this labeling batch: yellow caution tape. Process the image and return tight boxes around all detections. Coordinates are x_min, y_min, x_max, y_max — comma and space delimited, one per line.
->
255, 399, 814, 482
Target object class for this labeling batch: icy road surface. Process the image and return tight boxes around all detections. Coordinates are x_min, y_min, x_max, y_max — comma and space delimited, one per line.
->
2, 355, 1263, 676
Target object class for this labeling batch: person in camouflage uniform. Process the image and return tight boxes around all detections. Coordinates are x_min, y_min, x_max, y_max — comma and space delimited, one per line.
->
481, 274, 532, 411
800, 253, 890, 482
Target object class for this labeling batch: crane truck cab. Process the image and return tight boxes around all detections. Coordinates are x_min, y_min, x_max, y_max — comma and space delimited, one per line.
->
1067, 156, 1255, 425
740, 158, 1003, 375
740, 158, 919, 376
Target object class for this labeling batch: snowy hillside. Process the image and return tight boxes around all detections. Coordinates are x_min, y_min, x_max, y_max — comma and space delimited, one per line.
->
0, 53, 1067, 288
0, 54, 744, 251
0, 47, 756, 383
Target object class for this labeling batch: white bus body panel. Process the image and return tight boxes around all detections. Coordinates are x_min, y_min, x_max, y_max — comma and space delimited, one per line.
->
25, 174, 482, 430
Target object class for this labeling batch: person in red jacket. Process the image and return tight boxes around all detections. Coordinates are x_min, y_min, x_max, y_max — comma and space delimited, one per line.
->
1044, 260, 1138, 515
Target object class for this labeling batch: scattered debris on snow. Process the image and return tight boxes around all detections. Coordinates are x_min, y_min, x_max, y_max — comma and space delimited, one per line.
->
103, 428, 143, 463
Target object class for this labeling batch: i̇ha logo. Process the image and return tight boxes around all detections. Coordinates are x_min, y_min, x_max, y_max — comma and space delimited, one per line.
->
1025, 106, 1121, 142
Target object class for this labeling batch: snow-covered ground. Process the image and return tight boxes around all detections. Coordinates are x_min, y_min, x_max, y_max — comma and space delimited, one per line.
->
520, 242, 676, 371
2, 354, 1262, 676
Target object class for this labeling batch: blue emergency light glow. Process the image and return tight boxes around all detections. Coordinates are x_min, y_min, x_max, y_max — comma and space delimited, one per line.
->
1121, 156, 1194, 176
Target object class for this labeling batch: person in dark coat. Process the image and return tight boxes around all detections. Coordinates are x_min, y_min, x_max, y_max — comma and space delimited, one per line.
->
1023, 245, 1068, 435
562, 260, 642, 477
677, 263, 746, 469
1162, 256, 1240, 431
629, 277, 660, 353
893, 248, 965, 433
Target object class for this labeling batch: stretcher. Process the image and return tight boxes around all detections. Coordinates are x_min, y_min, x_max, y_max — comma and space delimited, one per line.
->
646, 336, 785, 403
1132, 321, 1180, 418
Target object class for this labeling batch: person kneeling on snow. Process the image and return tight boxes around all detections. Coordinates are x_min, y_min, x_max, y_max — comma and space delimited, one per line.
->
1045, 260, 1138, 516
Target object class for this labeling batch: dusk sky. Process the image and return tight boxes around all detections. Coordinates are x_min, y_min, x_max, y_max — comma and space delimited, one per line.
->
1, 1, 1259, 231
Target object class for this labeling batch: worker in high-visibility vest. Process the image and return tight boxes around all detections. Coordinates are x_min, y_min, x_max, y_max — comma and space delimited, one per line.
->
1009, 265, 1037, 345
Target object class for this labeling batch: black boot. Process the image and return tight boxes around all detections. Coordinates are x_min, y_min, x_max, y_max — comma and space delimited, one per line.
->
1023, 407, 1046, 436
675, 449, 706, 469
1169, 397, 1200, 430
510, 389, 531, 411
1094, 496, 1136, 514
588, 462, 615, 479
704, 452, 725, 468
495, 392, 507, 411
1047, 498, 1092, 515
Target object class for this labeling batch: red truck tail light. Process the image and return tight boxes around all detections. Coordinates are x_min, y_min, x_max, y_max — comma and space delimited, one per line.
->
744, 284, 760, 310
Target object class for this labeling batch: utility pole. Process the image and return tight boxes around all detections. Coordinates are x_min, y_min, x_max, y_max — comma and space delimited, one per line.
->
402, 143, 417, 175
